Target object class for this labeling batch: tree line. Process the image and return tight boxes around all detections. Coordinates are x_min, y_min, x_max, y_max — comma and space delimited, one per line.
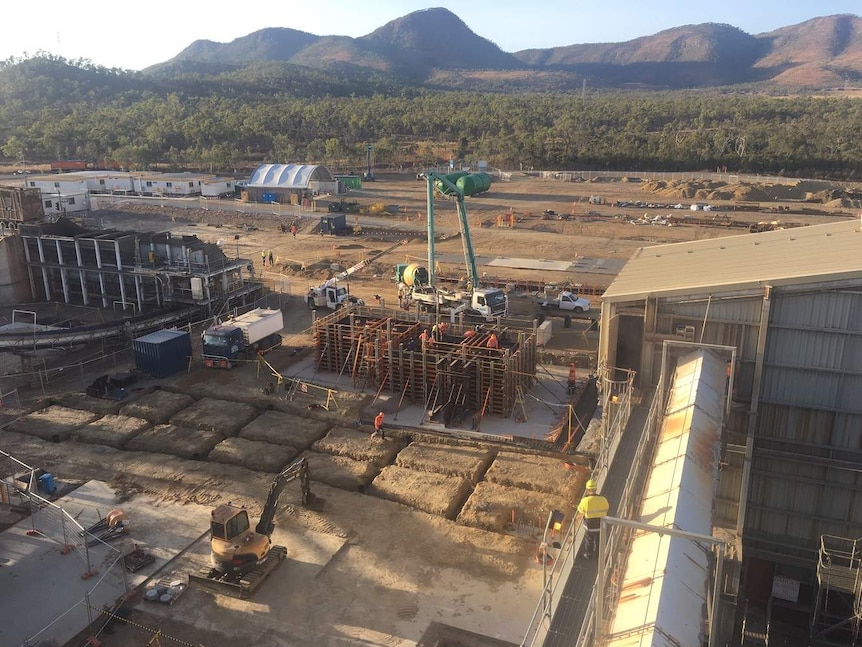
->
2, 56, 862, 178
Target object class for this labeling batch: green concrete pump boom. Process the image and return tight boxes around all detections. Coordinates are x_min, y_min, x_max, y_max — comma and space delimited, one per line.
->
424, 172, 480, 291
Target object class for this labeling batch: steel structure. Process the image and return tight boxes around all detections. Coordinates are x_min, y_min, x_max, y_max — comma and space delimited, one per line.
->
312, 305, 536, 420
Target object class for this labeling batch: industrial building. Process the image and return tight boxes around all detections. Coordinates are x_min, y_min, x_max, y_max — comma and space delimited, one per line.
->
18, 219, 260, 315
243, 163, 338, 204
597, 218, 862, 644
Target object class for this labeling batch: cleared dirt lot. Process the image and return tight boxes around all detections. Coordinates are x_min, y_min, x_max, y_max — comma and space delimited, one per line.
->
2, 171, 858, 646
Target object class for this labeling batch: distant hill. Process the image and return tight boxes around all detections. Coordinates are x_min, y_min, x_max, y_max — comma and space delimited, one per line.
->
141, 9, 862, 91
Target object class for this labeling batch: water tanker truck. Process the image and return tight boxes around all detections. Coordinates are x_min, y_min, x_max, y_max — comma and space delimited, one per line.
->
202, 308, 284, 369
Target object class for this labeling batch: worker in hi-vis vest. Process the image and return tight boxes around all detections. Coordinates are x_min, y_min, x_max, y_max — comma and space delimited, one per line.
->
577, 478, 609, 558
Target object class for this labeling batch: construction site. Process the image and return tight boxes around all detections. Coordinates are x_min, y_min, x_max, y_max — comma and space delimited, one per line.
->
2, 169, 862, 647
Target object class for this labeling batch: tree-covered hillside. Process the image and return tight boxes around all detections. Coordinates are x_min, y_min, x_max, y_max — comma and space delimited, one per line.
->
2, 56, 862, 178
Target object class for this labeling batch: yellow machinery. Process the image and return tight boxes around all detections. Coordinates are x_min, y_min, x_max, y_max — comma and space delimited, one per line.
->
190, 457, 312, 598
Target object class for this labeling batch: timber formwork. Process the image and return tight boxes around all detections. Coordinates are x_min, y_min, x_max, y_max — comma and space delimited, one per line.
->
313, 305, 537, 419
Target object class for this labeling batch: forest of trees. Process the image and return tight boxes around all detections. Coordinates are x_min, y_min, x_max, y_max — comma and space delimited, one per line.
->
2, 56, 862, 178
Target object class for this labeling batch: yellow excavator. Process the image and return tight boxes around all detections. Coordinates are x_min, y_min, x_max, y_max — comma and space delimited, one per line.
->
190, 457, 313, 598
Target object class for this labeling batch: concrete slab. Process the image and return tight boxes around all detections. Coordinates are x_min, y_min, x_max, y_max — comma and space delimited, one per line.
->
280, 354, 579, 442
487, 257, 572, 271
0, 480, 211, 647
433, 252, 625, 275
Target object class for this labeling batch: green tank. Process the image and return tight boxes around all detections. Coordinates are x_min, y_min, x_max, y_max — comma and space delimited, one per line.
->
456, 173, 492, 196
434, 171, 468, 195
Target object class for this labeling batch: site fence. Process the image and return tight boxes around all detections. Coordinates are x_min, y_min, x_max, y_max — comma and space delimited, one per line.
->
519, 364, 638, 647
0, 346, 133, 406
0, 450, 130, 647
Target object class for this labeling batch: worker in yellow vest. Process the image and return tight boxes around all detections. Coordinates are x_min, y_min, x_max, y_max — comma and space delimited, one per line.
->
577, 478, 609, 558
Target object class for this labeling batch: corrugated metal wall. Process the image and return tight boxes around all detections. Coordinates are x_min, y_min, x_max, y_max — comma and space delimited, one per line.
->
648, 285, 862, 570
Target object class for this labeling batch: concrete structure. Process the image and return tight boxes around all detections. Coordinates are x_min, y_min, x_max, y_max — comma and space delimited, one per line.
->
245, 163, 337, 204
312, 305, 537, 421
598, 218, 862, 642
19, 219, 260, 315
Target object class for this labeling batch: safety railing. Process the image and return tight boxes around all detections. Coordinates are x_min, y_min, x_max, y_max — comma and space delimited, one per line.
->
520, 364, 637, 647
574, 386, 663, 647
0, 451, 130, 647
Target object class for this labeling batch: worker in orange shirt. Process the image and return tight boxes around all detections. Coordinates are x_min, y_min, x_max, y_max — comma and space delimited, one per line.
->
371, 411, 385, 440
438, 321, 448, 340
486, 333, 499, 349
567, 362, 578, 394
419, 328, 431, 353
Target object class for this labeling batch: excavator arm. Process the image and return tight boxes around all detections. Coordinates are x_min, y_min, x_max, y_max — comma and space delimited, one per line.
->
254, 457, 311, 538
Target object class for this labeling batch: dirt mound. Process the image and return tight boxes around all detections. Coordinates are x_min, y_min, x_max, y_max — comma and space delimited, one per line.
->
642, 178, 848, 204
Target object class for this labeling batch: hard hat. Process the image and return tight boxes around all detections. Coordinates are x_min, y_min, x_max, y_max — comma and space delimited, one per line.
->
586, 479, 597, 490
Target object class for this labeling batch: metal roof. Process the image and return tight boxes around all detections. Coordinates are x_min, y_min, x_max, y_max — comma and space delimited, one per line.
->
248, 164, 333, 188
603, 218, 862, 302
608, 349, 725, 647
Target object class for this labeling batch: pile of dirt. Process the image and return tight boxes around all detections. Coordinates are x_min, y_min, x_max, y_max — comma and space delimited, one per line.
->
73, 414, 151, 448
312, 426, 403, 465
238, 410, 330, 449
642, 178, 847, 205
120, 390, 195, 424
208, 437, 298, 473
484, 451, 585, 502
168, 397, 258, 436
126, 424, 223, 460
52, 392, 128, 416
7, 406, 99, 442
369, 465, 472, 519
458, 481, 573, 533
395, 442, 495, 484
299, 450, 380, 491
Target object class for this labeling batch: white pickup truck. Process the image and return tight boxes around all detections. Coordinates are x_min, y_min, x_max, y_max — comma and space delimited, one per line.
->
534, 290, 591, 314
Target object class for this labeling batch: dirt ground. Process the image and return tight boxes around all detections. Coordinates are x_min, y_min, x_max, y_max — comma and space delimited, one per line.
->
93, 171, 857, 314
2, 172, 858, 647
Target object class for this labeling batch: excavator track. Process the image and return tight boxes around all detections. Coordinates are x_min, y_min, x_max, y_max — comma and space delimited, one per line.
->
189, 545, 288, 599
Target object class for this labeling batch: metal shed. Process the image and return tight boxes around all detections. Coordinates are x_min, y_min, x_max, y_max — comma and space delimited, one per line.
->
598, 218, 862, 638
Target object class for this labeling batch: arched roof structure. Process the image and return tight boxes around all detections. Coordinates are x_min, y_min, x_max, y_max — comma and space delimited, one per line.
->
248, 164, 333, 188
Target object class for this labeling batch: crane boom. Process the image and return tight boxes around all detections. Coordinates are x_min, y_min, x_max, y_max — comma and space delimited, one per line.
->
424, 172, 480, 290
319, 239, 407, 290
255, 457, 310, 537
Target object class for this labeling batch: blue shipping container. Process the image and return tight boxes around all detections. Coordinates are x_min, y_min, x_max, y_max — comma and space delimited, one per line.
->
134, 329, 192, 378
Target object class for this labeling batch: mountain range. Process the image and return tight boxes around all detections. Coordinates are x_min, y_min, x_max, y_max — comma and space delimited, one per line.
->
147, 8, 862, 91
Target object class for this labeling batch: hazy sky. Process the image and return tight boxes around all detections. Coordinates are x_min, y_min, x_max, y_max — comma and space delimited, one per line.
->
2, 0, 859, 71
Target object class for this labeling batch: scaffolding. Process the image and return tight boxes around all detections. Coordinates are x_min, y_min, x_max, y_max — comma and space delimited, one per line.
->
813, 535, 862, 646
313, 305, 537, 421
